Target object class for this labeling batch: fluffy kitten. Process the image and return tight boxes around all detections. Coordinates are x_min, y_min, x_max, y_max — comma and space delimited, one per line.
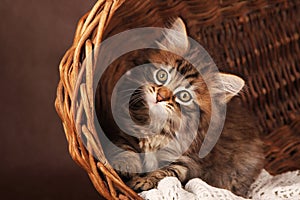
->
106, 18, 264, 197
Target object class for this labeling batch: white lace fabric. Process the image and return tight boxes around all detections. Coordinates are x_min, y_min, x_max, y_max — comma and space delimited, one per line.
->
139, 170, 300, 200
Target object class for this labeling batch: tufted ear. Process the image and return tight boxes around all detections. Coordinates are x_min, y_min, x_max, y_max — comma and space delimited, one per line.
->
218, 73, 245, 103
157, 18, 189, 55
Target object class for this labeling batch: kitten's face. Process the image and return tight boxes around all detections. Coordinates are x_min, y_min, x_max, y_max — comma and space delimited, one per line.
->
128, 59, 206, 136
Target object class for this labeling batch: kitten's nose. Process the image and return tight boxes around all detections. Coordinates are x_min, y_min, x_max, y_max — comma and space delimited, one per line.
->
157, 86, 172, 102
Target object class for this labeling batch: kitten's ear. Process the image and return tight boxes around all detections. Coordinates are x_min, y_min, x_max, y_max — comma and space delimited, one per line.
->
218, 73, 245, 103
157, 17, 189, 55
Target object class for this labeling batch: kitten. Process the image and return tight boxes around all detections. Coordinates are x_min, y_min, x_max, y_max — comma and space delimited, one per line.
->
106, 18, 264, 197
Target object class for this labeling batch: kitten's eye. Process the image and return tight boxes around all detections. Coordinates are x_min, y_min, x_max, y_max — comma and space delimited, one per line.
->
154, 69, 169, 85
176, 90, 192, 104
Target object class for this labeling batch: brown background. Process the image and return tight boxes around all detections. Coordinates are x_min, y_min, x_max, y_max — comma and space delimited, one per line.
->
0, 0, 105, 199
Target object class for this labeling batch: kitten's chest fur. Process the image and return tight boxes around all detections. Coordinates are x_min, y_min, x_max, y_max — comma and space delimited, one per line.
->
139, 135, 170, 151
139, 135, 171, 171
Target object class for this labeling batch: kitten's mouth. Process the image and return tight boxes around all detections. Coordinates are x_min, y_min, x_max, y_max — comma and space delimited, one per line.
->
145, 92, 156, 105
145, 92, 167, 114
145, 91, 169, 130
126, 85, 186, 137
128, 87, 169, 131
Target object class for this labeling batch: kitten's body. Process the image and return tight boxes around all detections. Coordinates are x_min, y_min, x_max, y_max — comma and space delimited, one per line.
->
106, 18, 264, 197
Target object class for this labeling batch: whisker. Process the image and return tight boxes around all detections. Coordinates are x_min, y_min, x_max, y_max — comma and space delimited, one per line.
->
118, 90, 145, 100
119, 88, 144, 93
129, 96, 145, 106
122, 92, 144, 99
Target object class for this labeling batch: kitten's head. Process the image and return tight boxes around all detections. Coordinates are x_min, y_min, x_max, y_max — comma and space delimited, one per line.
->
120, 18, 244, 138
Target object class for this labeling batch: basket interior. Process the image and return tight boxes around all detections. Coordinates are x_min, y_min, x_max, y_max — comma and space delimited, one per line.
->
56, 0, 300, 199
96, 0, 300, 173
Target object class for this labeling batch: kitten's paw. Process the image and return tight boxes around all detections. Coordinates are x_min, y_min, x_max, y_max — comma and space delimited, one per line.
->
128, 176, 158, 192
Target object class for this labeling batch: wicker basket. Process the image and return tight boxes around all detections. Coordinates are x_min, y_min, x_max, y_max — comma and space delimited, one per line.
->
55, 0, 300, 199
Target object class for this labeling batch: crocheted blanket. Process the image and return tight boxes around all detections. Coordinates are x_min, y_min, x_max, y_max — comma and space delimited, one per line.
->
139, 170, 300, 200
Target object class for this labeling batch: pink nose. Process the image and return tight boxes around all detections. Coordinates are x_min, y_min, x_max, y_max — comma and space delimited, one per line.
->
156, 86, 172, 102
